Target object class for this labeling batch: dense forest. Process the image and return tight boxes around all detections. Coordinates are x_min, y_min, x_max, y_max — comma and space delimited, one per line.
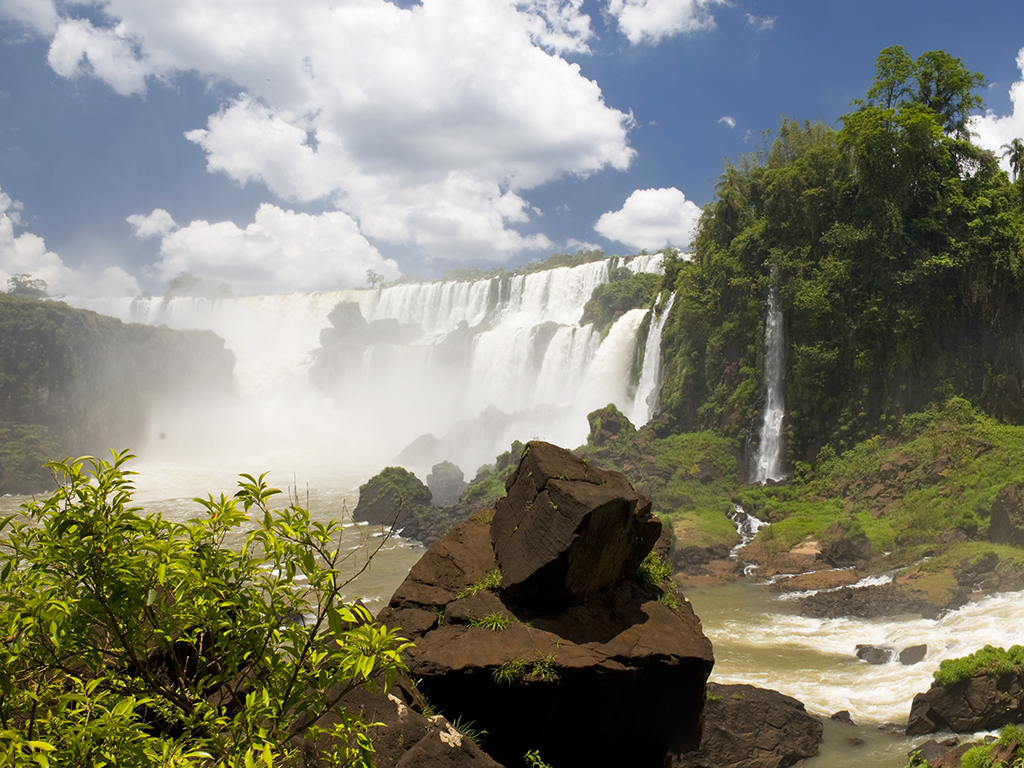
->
657, 46, 1024, 469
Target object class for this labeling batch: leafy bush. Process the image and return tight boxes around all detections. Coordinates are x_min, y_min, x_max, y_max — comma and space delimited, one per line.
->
636, 552, 673, 589
0, 452, 411, 766
934, 645, 1024, 686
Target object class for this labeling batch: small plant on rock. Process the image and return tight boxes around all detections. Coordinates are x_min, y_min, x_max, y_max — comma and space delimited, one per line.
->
456, 568, 503, 600
468, 612, 514, 631
493, 657, 528, 685
529, 654, 559, 681
636, 551, 673, 589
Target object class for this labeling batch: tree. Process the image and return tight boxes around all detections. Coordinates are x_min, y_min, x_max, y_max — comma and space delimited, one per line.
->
165, 272, 233, 299
1002, 138, 1024, 181
0, 452, 411, 766
5, 273, 47, 298
365, 270, 386, 289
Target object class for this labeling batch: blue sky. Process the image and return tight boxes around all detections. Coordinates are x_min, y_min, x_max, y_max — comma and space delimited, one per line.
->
2, 0, 1024, 296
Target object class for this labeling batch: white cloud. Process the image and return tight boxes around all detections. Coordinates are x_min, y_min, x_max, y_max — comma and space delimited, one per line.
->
0, 0, 59, 36
153, 204, 400, 294
32, 0, 632, 261
718, 115, 736, 128
745, 13, 776, 32
973, 47, 1024, 175
594, 187, 701, 250
0, 188, 140, 297
127, 208, 178, 238
605, 0, 726, 45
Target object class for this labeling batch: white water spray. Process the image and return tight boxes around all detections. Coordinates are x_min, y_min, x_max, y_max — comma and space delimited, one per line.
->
67, 257, 667, 477
751, 277, 786, 484
628, 293, 676, 426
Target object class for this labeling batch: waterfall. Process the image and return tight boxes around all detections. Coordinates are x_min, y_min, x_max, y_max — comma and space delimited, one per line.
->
751, 277, 786, 484
66, 258, 666, 476
628, 292, 676, 425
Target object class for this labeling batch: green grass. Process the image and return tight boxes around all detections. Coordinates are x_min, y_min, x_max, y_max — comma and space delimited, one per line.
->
468, 612, 515, 631
636, 552, 673, 589
493, 657, 528, 685
456, 569, 502, 600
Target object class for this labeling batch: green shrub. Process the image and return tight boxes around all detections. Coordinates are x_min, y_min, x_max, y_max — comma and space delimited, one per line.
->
0, 452, 411, 767
636, 552, 673, 589
457, 569, 503, 600
934, 645, 1024, 686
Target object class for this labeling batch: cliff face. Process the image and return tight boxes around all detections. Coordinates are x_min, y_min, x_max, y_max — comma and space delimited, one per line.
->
378, 441, 714, 768
0, 295, 235, 493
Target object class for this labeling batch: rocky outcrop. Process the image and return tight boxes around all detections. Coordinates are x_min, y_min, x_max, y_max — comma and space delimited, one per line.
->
671, 683, 823, 768
587, 403, 636, 446
427, 461, 468, 507
798, 582, 964, 620
378, 441, 715, 768
353, 466, 433, 530
907, 669, 1024, 736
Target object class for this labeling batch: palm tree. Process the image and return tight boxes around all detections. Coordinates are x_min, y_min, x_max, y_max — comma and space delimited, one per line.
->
1001, 138, 1024, 182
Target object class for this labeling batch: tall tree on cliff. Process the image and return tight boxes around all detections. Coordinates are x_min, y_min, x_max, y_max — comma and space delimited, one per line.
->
658, 47, 1024, 467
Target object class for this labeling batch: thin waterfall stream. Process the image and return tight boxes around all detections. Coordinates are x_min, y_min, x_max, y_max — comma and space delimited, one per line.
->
752, 276, 786, 484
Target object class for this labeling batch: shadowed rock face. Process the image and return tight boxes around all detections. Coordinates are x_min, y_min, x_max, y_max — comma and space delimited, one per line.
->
907, 668, 1024, 736
378, 441, 714, 768
491, 440, 662, 610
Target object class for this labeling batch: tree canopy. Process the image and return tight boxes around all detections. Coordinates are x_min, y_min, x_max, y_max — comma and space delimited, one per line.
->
657, 47, 1024, 467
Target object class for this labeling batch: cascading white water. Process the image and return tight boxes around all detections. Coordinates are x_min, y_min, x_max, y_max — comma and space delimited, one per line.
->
751, 277, 786, 484
628, 292, 676, 425
66, 256, 667, 478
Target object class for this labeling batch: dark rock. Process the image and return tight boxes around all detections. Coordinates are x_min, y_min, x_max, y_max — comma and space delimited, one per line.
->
586, 403, 636, 447
900, 645, 928, 666
820, 521, 872, 568
490, 441, 661, 610
907, 669, 1024, 736
295, 674, 503, 767
671, 683, 823, 768
856, 644, 895, 665
989, 484, 1024, 546
798, 582, 965, 620
378, 441, 714, 768
353, 466, 432, 530
427, 461, 468, 507
830, 710, 855, 725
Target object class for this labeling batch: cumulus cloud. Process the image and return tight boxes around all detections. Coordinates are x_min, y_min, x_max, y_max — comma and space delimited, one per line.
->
152, 204, 400, 294
0, 188, 139, 297
745, 13, 776, 32
973, 47, 1024, 175
718, 115, 736, 128
127, 208, 178, 238
0, 0, 59, 36
605, 0, 727, 45
594, 187, 701, 251
27, 0, 633, 262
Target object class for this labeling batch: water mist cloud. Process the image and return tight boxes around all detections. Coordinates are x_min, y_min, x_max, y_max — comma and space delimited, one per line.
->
29, 0, 635, 262
594, 187, 700, 251
153, 204, 399, 294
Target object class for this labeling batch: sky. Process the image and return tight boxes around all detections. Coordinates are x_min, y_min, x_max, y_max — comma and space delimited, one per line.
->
2, 0, 1024, 297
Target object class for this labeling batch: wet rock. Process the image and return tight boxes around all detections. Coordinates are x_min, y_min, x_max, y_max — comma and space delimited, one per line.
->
671, 683, 823, 768
820, 521, 872, 568
798, 582, 965, 620
856, 644, 895, 665
830, 710, 855, 725
378, 441, 714, 768
900, 645, 928, 666
907, 669, 1024, 736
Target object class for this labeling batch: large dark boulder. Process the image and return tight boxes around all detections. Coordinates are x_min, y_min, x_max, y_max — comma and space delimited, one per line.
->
672, 683, 823, 768
490, 441, 661, 610
378, 441, 714, 768
907, 669, 1024, 736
